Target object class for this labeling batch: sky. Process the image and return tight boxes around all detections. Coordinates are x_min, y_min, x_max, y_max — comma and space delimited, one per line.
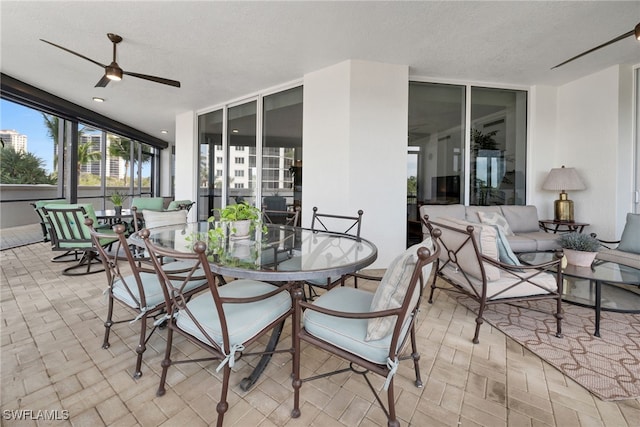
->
0, 99, 55, 172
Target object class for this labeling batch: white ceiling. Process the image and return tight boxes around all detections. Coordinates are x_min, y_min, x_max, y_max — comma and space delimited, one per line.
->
1, 1, 639, 144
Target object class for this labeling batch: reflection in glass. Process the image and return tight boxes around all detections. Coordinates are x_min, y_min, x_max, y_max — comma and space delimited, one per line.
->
228, 101, 257, 206
470, 87, 527, 206
198, 109, 223, 220
262, 86, 303, 219
408, 82, 465, 208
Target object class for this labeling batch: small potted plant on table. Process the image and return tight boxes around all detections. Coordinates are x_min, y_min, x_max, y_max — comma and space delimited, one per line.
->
212, 202, 265, 238
558, 233, 601, 267
110, 190, 128, 215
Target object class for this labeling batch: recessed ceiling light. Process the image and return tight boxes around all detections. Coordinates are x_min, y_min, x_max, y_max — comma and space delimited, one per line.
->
232, 129, 239, 133
160, 130, 168, 134
92, 97, 105, 102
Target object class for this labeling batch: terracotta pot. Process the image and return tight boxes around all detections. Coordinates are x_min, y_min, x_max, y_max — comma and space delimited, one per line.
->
563, 249, 597, 267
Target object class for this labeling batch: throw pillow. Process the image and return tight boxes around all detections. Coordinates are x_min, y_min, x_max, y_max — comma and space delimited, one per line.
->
490, 225, 521, 266
366, 238, 433, 341
142, 209, 187, 229
617, 213, 640, 254
429, 217, 501, 282
477, 211, 514, 236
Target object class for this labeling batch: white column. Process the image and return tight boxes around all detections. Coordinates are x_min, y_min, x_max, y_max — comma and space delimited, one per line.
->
303, 60, 409, 268
174, 110, 198, 222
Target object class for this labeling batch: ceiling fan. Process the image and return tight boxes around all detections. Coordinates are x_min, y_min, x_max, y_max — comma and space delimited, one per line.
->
552, 22, 640, 69
40, 33, 181, 88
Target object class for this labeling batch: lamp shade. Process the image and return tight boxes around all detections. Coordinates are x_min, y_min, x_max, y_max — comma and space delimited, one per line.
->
542, 166, 586, 191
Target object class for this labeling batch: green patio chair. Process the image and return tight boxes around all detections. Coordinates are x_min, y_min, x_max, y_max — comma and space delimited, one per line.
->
130, 197, 164, 212
32, 199, 81, 262
42, 203, 116, 276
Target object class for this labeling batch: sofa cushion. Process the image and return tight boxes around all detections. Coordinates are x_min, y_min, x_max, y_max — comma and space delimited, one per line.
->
477, 211, 515, 236
617, 213, 640, 254
432, 217, 500, 282
500, 205, 540, 233
516, 231, 561, 252
505, 235, 538, 253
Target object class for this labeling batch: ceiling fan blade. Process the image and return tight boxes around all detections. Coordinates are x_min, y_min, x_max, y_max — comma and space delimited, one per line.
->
40, 39, 106, 69
95, 75, 111, 88
552, 29, 635, 69
123, 71, 181, 87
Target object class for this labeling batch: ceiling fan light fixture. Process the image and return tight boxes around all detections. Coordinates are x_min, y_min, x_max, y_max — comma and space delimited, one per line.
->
105, 63, 122, 81
635, 23, 640, 41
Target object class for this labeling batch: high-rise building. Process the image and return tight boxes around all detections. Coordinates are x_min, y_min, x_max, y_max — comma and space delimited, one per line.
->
0, 129, 27, 152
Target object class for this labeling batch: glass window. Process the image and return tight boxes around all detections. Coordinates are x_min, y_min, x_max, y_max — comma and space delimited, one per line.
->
228, 101, 257, 206
0, 99, 61, 189
198, 109, 223, 219
470, 87, 527, 206
262, 86, 303, 214
408, 82, 465, 212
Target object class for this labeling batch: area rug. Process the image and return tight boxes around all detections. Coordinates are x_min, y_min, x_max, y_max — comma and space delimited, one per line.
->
456, 296, 640, 401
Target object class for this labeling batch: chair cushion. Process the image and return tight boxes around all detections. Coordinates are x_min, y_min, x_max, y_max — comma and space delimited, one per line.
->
131, 197, 164, 211
440, 264, 558, 300
617, 213, 640, 254
141, 209, 187, 229
434, 217, 501, 282
112, 271, 206, 310
366, 238, 433, 341
477, 211, 514, 236
596, 248, 640, 269
304, 287, 412, 365
176, 280, 291, 348
167, 199, 193, 211
499, 205, 540, 233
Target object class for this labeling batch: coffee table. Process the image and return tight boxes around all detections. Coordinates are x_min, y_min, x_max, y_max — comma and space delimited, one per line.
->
519, 252, 640, 337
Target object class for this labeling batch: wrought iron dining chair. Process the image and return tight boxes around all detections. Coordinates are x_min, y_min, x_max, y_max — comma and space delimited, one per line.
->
41, 203, 115, 275
262, 206, 300, 227
291, 235, 440, 427
140, 228, 295, 427
304, 206, 364, 298
86, 219, 208, 379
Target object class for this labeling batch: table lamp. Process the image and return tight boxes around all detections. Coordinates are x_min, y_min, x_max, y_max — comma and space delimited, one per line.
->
542, 165, 586, 222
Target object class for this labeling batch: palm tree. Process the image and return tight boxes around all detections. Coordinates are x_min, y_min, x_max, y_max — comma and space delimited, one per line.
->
0, 146, 55, 184
108, 136, 151, 185
77, 140, 101, 177
42, 113, 60, 170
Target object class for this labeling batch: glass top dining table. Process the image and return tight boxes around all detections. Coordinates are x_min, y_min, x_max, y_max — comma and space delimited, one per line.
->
129, 221, 378, 283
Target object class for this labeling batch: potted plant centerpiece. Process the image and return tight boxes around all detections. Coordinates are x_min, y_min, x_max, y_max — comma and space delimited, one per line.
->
212, 202, 265, 238
110, 190, 128, 215
558, 232, 601, 267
